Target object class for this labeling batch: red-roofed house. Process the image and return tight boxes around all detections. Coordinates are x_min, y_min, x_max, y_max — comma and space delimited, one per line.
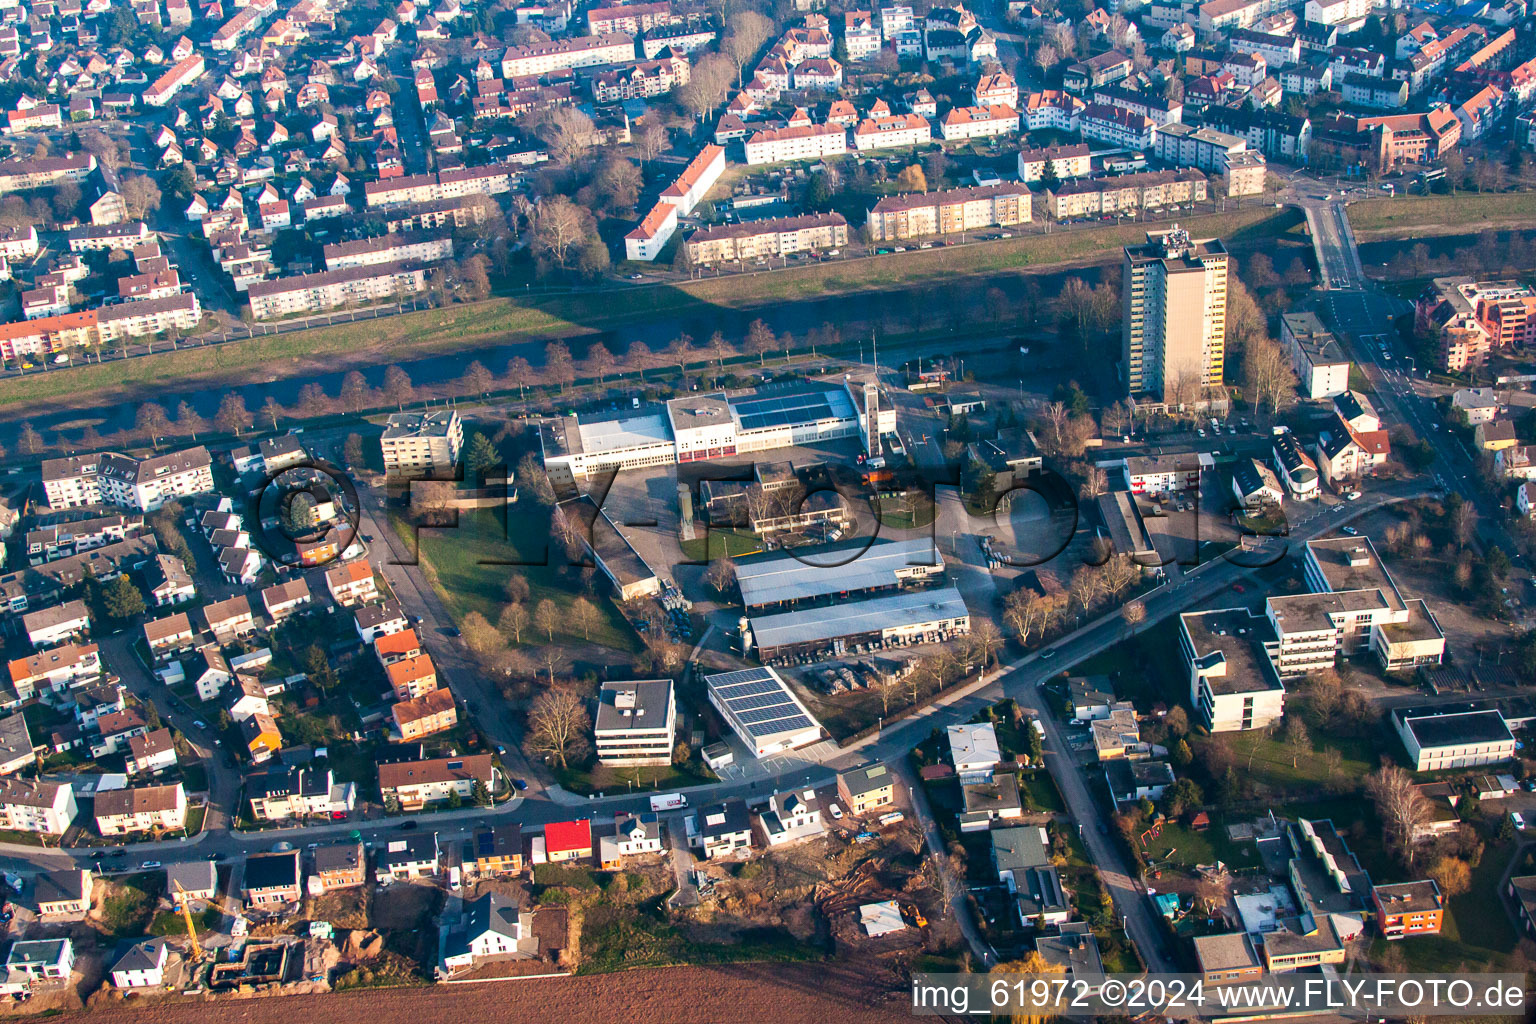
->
544, 819, 592, 862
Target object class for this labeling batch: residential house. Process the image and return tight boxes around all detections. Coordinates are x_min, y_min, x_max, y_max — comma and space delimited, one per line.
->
94, 782, 186, 836
124, 728, 177, 776
0, 777, 76, 834
376, 833, 440, 880
759, 788, 825, 846
311, 841, 367, 891
959, 771, 1023, 831
32, 868, 91, 916
165, 861, 217, 902
240, 713, 281, 764
391, 688, 457, 741
355, 600, 408, 642
5, 939, 74, 982
379, 754, 494, 810
836, 763, 897, 815
440, 892, 536, 975
109, 939, 169, 989
1372, 880, 1443, 938
325, 561, 377, 606
946, 722, 1000, 783
242, 849, 301, 905
472, 824, 524, 875
246, 766, 353, 821
544, 819, 592, 862
692, 800, 753, 859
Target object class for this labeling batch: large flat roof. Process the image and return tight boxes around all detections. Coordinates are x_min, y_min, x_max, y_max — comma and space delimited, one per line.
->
704, 666, 822, 745
1180, 609, 1283, 695
575, 412, 673, 454
748, 586, 969, 650
1307, 537, 1404, 609
1399, 706, 1513, 749
734, 537, 941, 608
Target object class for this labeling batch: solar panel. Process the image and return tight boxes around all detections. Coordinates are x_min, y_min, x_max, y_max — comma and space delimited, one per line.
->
707, 668, 773, 688
732, 693, 790, 712
738, 706, 801, 726
716, 678, 783, 699
742, 713, 812, 737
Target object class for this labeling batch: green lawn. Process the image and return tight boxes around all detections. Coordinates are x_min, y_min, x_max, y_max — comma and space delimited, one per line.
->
1347, 192, 1536, 234
99, 873, 163, 939
1222, 730, 1374, 794
395, 502, 639, 654
875, 491, 938, 530
577, 916, 821, 974
1139, 819, 1255, 872
1018, 770, 1064, 814
678, 526, 767, 564
149, 904, 221, 937
552, 759, 714, 797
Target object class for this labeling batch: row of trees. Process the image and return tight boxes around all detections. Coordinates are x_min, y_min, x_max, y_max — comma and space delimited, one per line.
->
1000, 556, 1143, 644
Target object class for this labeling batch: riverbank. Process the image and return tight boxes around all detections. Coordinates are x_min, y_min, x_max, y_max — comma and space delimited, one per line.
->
1346, 191, 1536, 238
0, 205, 1297, 419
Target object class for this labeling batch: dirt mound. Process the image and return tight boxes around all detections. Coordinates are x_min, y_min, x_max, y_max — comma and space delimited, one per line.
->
343, 931, 384, 959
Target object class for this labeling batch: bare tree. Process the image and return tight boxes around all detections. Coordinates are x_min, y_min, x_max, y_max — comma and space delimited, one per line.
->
705, 556, 737, 597
215, 394, 249, 436
120, 174, 162, 220
1122, 600, 1147, 634
382, 365, 413, 409
498, 602, 529, 644
745, 318, 775, 366
967, 620, 1003, 670
722, 10, 773, 86
461, 360, 494, 396
340, 370, 369, 413
136, 403, 171, 449
531, 196, 591, 267
534, 598, 561, 642
569, 596, 601, 640
1366, 764, 1429, 863
544, 340, 576, 392
1283, 715, 1311, 767
525, 687, 590, 769
583, 342, 616, 382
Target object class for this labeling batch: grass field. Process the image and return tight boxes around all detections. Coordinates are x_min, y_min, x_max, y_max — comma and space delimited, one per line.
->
1366, 839, 1520, 972
395, 502, 639, 654
1347, 192, 1536, 234
0, 207, 1299, 415
1221, 729, 1374, 793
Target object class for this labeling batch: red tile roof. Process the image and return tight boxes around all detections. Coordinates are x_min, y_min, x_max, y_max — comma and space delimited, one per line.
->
544, 818, 592, 855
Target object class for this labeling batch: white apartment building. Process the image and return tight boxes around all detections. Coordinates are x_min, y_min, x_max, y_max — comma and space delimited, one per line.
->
1022, 90, 1084, 132
1079, 103, 1157, 149
42, 447, 214, 511
363, 165, 520, 208
0, 778, 76, 835
866, 182, 1030, 241
96, 293, 202, 342
323, 231, 453, 271
94, 783, 186, 836
245, 262, 429, 320
381, 409, 463, 477
1279, 312, 1350, 399
938, 104, 1018, 140
624, 202, 677, 262
593, 679, 675, 766
1153, 122, 1249, 172
853, 113, 932, 151
1179, 609, 1287, 733
1017, 143, 1090, 183
500, 33, 635, 77
744, 123, 847, 165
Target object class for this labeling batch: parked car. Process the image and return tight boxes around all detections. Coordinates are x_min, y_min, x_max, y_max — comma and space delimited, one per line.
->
512, 778, 528, 791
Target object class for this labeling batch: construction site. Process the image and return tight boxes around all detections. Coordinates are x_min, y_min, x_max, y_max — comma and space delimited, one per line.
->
687, 818, 951, 960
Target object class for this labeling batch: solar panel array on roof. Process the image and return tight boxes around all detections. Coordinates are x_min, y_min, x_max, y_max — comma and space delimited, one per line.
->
732, 388, 855, 432
707, 667, 817, 741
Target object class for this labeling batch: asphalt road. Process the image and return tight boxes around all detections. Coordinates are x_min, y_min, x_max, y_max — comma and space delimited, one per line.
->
1314, 204, 1530, 578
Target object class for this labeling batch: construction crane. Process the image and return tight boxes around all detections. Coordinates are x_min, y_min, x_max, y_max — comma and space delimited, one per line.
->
172, 881, 204, 962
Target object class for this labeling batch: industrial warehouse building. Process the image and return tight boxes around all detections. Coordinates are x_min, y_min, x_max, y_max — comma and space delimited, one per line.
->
745, 585, 972, 663
539, 378, 894, 485
734, 537, 944, 611
704, 667, 825, 757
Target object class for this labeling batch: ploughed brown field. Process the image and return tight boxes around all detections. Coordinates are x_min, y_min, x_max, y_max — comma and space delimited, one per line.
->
61, 963, 916, 1024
